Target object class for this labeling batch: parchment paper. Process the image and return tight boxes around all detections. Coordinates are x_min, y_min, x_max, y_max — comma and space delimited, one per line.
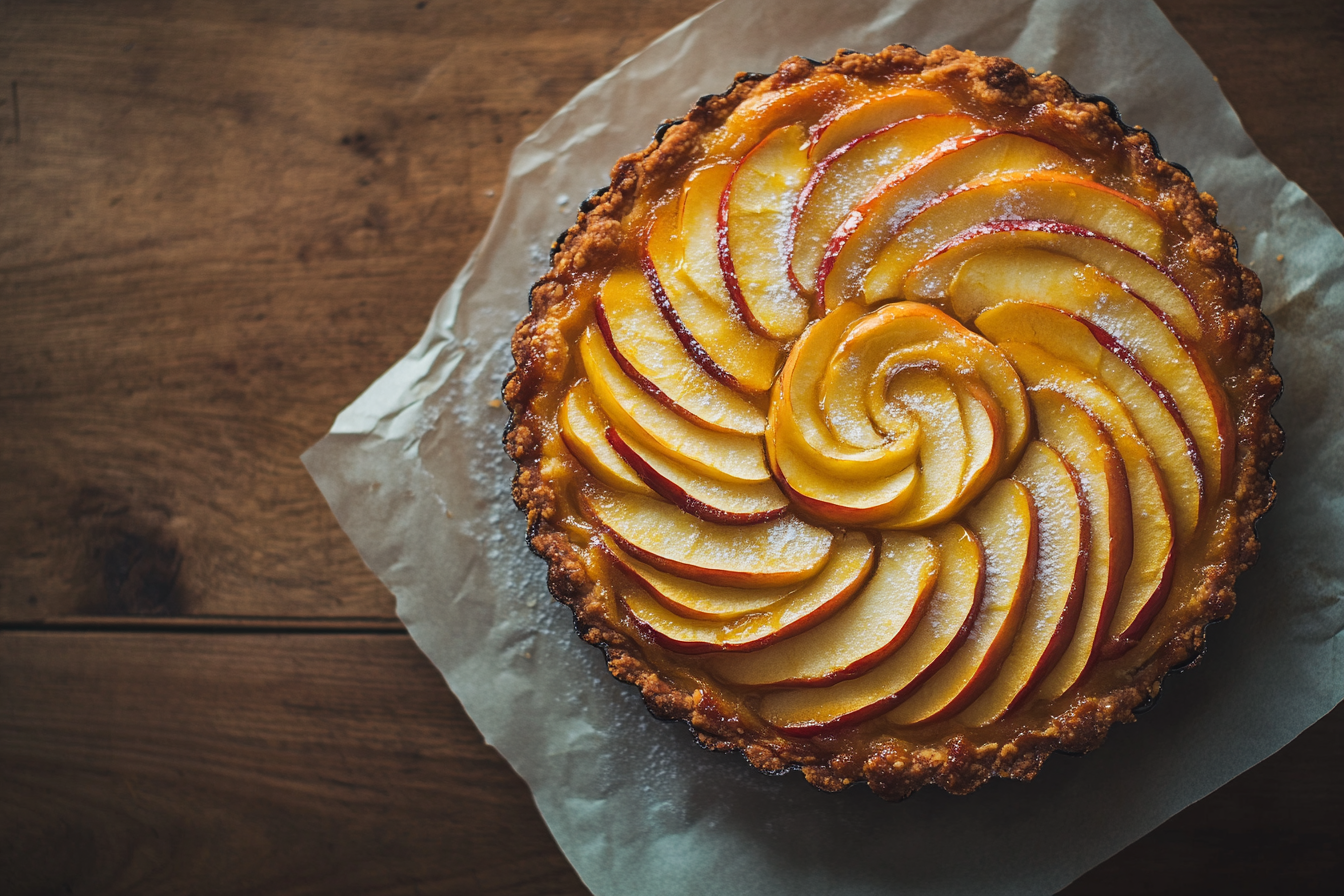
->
302, 0, 1344, 892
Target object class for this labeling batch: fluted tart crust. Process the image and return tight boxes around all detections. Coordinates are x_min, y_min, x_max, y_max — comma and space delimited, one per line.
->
504, 45, 1280, 799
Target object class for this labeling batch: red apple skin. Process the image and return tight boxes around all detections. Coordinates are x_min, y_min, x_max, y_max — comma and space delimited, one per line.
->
716, 147, 776, 339
1075, 314, 1207, 507
811, 128, 1092, 308
1048, 396, 1134, 695
605, 426, 786, 526
917, 488, 1039, 724
767, 453, 915, 529
593, 292, 704, 426
771, 532, 987, 737
812, 131, 996, 300
784, 114, 974, 296
1100, 544, 1175, 661
916, 219, 1203, 330
581, 490, 830, 590
1001, 453, 1090, 718
745, 556, 937, 688
1080, 271, 1233, 499
609, 539, 878, 655
639, 227, 746, 394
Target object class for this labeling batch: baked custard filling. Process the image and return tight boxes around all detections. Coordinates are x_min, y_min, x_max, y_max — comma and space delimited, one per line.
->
505, 46, 1279, 798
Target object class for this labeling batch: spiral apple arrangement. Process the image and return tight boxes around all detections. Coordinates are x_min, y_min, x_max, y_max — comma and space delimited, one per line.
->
559, 78, 1234, 736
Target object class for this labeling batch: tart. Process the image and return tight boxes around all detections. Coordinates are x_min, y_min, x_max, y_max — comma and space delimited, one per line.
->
504, 45, 1280, 799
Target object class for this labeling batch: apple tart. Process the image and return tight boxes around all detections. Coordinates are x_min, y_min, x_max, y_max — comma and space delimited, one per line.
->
504, 45, 1280, 798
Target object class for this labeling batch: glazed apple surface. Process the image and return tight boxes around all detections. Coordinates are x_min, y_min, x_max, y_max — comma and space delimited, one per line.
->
506, 47, 1278, 799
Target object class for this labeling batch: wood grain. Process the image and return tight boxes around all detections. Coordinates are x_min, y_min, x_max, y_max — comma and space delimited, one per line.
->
0, 0, 1341, 894
0, 0, 716, 621
0, 631, 591, 896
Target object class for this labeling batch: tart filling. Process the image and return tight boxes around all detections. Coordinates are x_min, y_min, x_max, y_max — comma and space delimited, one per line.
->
504, 46, 1280, 799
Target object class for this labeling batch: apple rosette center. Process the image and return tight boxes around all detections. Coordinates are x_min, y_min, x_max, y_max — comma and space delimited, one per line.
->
769, 300, 1029, 527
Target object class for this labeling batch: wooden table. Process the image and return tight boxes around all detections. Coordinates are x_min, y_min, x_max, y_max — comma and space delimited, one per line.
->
2, 1, 1340, 892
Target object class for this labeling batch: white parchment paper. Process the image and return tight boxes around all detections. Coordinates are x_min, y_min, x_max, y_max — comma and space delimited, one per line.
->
303, 0, 1344, 892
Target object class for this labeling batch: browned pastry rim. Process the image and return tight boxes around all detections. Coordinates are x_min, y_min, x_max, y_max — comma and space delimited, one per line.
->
502, 45, 1282, 799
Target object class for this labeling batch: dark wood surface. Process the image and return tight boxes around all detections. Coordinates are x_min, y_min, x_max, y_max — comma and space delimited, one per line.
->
1, 1, 1340, 893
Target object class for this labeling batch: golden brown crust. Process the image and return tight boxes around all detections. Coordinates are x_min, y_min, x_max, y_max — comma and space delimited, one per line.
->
503, 46, 1282, 799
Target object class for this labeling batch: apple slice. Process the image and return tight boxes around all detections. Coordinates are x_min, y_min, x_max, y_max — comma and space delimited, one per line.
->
817, 301, 958, 449
879, 367, 970, 528
958, 442, 1088, 726
807, 89, 956, 160
701, 74, 851, 158
579, 327, 771, 484
954, 378, 1008, 507
903, 219, 1203, 338
847, 347, 1007, 504
886, 479, 1037, 724
770, 437, 918, 526
816, 301, 1027, 471
720, 125, 812, 339
859, 174, 1165, 306
558, 383, 654, 497
710, 531, 938, 685
617, 531, 876, 653
595, 268, 767, 435
678, 162, 738, 306
953, 248, 1232, 500
974, 301, 1203, 543
582, 489, 834, 589
756, 523, 984, 735
816, 132, 1085, 308
790, 113, 980, 300
999, 342, 1176, 663
1027, 389, 1132, 703
643, 201, 780, 394
605, 425, 787, 525
602, 535, 825, 620
772, 302, 921, 479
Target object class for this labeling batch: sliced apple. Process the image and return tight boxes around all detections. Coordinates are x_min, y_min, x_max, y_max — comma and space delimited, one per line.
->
678, 162, 738, 306
859, 173, 1165, 307
807, 89, 956, 160
643, 200, 780, 394
818, 302, 956, 449
770, 437, 918, 526
816, 132, 1086, 308
720, 125, 812, 339
595, 268, 766, 435
582, 489, 834, 589
1027, 389, 1132, 703
954, 378, 1008, 508
602, 535, 829, 620
702, 74, 851, 158
618, 531, 876, 653
886, 479, 1037, 724
557, 382, 654, 497
579, 327, 771, 484
817, 301, 1027, 470
953, 248, 1232, 499
903, 219, 1203, 338
605, 425, 787, 525
974, 301, 1203, 542
1000, 342, 1176, 663
756, 523, 984, 735
878, 367, 970, 528
958, 442, 1088, 726
790, 113, 980, 300
710, 531, 938, 685
772, 302, 921, 480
